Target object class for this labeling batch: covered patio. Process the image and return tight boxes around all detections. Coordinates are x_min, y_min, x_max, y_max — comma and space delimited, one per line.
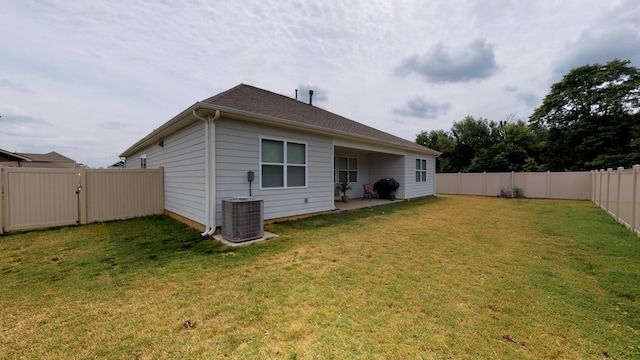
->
333, 145, 405, 200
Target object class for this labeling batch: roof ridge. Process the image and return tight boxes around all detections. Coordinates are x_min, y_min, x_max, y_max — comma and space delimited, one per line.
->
17, 151, 75, 162
121, 84, 440, 158
199, 84, 438, 154
200, 83, 246, 103
206, 83, 302, 104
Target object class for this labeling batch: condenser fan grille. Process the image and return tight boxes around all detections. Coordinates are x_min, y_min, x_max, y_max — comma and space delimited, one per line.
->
221, 198, 264, 242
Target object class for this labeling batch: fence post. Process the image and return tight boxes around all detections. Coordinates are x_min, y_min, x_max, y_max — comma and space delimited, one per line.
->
78, 168, 88, 225
595, 170, 599, 203
590, 170, 594, 202
599, 169, 604, 208
511, 171, 515, 197
458, 172, 462, 195
606, 168, 612, 214
616, 167, 624, 222
546, 170, 551, 199
597, 169, 602, 206
633, 165, 640, 236
483, 171, 487, 196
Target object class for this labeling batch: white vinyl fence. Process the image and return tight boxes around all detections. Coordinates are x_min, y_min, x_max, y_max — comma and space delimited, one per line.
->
592, 166, 640, 236
436, 167, 640, 236
0, 167, 164, 234
436, 171, 592, 199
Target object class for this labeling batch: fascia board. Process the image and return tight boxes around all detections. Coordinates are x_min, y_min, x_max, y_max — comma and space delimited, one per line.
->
119, 103, 201, 157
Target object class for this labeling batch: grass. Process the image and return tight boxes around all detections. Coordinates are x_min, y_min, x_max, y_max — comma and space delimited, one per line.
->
0, 195, 638, 359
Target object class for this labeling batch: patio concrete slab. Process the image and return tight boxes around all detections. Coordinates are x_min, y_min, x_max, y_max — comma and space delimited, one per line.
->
213, 231, 279, 247
334, 198, 401, 211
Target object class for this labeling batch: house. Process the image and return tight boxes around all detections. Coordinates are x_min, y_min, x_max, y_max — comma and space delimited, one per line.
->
108, 160, 125, 169
0, 149, 78, 168
120, 84, 440, 234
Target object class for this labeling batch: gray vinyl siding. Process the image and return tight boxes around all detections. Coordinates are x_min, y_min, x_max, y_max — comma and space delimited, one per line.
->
334, 149, 371, 199
404, 152, 436, 199
214, 118, 334, 223
160, 122, 207, 225
121, 114, 437, 228
124, 122, 207, 225
368, 153, 405, 198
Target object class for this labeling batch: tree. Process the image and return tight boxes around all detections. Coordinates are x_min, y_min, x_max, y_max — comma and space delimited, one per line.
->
417, 116, 539, 173
529, 59, 640, 170
468, 120, 539, 172
448, 116, 492, 172
417, 116, 492, 172
416, 129, 450, 172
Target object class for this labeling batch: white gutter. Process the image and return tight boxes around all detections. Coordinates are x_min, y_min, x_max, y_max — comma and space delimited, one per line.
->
193, 109, 220, 237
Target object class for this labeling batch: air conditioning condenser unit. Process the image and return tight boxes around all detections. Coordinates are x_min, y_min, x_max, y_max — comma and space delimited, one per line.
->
221, 197, 264, 242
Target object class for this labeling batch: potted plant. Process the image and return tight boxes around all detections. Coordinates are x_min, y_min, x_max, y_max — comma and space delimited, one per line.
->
335, 182, 352, 202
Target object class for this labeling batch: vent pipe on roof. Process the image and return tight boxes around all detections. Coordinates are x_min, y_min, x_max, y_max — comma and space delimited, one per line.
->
295, 89, 298, 100
309, 90, 314, 106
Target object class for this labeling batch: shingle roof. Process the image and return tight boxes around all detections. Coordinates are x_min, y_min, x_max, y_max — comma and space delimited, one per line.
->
17, 151, 74, 163
0, 148, 31, 162
121, 84, 440, 158
201, 84, 438, 154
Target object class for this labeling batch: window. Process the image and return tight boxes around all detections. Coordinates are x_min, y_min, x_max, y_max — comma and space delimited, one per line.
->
140, 154, 147, 169
261, 138, 306, 188
336, 156, 358, 183
416, 158, 427, 182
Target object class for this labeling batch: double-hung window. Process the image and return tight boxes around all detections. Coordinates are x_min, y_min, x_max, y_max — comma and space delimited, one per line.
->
261, 138, 306, 188
336, 157, 358, 183
416, 158, 427, 182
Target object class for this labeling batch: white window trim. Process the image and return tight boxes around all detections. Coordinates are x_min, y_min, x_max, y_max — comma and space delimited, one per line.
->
416, 158, 427, 182
259, 136, 308, 189
140, 154, 147, 169
335, 156, 358, 183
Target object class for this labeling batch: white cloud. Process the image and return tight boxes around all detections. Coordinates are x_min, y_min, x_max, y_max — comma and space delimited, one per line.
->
553, 0, 640, 74
0, 0, 625, 166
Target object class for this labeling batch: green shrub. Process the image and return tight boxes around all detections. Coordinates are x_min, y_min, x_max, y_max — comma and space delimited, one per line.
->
513, 186, 525, 198
499, 187, 525, 198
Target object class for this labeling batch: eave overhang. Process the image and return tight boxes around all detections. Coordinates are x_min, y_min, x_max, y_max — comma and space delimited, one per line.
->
120, 102, 441, 158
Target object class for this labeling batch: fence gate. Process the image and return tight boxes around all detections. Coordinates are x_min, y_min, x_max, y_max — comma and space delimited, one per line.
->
1, 167, 80, 233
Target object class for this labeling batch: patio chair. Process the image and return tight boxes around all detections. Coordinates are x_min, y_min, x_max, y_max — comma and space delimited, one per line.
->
362, 184, 379, 200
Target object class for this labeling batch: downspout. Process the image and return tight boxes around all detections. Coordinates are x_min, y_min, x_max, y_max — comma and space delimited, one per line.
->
193, 109, 221, 236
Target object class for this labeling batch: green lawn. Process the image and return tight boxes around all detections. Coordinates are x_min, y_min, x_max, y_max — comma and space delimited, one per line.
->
0, 195, 638, 359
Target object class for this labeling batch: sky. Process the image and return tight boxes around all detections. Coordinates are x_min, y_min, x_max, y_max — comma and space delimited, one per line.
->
1, 0, 640, 168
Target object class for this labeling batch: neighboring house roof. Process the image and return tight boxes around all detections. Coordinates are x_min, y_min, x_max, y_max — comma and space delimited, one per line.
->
108, 160, 125, 168
0, 149, 76, 168
0, 148, 31, 162
17, 151, 75, 163
121, 84, 441, 157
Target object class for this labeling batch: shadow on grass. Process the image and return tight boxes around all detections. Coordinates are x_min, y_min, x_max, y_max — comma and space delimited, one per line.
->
1, 216, 232, 290
2, 196, 446, 291
101, 196, 446, 276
